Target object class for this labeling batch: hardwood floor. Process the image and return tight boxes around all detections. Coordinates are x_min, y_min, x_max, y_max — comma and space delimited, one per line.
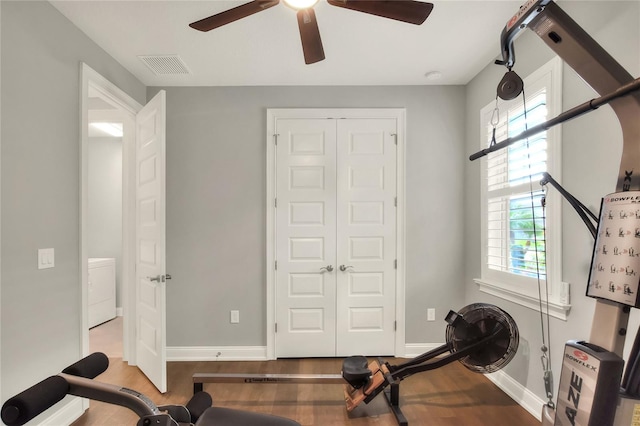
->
71, 355, 541, 426
89, 316, 123, 358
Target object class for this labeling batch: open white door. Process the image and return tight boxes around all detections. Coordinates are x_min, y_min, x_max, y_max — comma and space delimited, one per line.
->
135, 91, 167, 392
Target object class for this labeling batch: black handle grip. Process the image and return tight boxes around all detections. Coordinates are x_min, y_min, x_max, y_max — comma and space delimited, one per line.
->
62, 352, 109, 379
1, 376, 69, 426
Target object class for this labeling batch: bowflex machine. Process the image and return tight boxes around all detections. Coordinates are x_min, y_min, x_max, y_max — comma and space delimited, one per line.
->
193, 303, 519, 426
470, 1, 640, 425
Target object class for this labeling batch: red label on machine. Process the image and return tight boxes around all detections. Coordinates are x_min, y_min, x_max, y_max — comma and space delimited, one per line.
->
573, 350, 588, 361
506, 0, 539, 30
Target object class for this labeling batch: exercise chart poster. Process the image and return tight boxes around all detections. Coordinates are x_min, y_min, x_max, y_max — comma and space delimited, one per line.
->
588, 192, 640, 308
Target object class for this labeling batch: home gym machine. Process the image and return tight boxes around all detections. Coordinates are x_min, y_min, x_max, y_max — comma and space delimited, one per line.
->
0, 352, 301, 426
469, 1, 640, 425
0, 304, 519, 426
193, 303, 520, 426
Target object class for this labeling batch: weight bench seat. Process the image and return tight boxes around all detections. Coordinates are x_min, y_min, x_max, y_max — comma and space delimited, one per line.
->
342, 356, 371, 389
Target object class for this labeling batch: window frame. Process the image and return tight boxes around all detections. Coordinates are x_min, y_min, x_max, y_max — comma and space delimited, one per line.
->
475, 56, 570, 320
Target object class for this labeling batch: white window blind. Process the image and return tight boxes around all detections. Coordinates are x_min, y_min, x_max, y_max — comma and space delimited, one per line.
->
486, 91, 548, 279
476, 57, 568, 319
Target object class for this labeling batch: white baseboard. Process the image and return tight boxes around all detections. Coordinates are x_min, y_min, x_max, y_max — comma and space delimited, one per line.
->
167, 346, 268, 361
116, 307, 123, 317
36, 396, 84, 426
404, 342, 446, 358
485, 369, 545, 421
167, 344, 443, 361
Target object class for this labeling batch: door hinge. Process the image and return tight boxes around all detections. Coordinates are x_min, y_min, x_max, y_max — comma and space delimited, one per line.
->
274, 198, 277, 208
391, 133, 398, 145
394, 259, 397, 269
273, 134, 279, 145
275, 323, 278, 333
394, 320, 397, 331
394, 197, 397, 207
275, 260, 278, 270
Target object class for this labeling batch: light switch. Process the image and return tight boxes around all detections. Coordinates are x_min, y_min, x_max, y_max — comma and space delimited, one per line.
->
38, 248, 55, 269
427, 308, 435, 321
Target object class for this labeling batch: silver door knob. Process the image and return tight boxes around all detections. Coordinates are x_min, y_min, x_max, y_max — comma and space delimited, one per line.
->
320, 265, 334, 273
149, 274, 171, 282
339, 265, 354, 272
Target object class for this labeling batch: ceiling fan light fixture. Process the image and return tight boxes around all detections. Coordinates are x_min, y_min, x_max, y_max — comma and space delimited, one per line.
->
283, 0, 319, 10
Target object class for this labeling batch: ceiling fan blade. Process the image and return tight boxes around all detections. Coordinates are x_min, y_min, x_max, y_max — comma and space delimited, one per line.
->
189, 0, 279, 32
297, 9, 325, 64
327, 0, 433, 25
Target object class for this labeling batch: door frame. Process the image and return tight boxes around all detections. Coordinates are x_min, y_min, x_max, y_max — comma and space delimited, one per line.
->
265, 108, 407, 359
79, 63, 142, 363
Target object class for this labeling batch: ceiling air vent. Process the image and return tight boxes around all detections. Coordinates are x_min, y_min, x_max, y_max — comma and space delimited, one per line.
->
138, 55, 191, 75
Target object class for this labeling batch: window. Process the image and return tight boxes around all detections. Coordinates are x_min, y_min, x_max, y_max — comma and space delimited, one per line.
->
475, 57, 569, 319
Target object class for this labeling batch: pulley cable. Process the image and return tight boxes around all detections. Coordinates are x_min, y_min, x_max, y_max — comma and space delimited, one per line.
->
520, 86, 555, 408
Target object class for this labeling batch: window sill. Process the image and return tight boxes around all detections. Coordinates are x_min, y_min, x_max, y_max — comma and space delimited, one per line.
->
474, 278, 571, 321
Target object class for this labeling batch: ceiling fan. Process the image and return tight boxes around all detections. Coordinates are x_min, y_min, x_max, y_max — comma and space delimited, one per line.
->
189, 0, 434, 64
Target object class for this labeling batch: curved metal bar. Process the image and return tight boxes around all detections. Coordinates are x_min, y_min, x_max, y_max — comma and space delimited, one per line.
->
59, 373, 159, 419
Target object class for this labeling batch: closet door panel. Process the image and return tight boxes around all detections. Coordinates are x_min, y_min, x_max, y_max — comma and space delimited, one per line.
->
275, 119, 337, 357
336, 118, 397, 356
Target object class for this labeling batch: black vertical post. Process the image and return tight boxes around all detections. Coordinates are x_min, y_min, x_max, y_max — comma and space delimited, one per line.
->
383, 382, 408, 426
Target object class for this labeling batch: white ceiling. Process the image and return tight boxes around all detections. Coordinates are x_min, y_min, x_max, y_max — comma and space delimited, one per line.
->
50, 0, 524, 87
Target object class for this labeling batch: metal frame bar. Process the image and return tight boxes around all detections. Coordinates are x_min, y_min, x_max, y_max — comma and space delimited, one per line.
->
469, 77, 640, 161
193, 373, 344, 394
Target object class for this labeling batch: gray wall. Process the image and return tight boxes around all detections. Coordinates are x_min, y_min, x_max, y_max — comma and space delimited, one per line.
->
3, 0, 638, 418
463, 1, 640, 402
1, 0, 145, 406
88, 137, 123, 308
147, 85, 467, 347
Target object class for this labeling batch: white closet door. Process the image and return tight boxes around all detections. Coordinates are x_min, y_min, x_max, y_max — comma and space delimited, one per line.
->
275, 119, 337, 357
336, 118, 397, 356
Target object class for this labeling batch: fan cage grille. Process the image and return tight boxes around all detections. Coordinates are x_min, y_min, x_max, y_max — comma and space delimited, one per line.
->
445, 303, 519, 374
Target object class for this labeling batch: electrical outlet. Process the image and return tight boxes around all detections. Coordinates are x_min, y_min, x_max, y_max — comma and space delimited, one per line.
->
230, 310, 240, 324
427, 308, 435, 321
